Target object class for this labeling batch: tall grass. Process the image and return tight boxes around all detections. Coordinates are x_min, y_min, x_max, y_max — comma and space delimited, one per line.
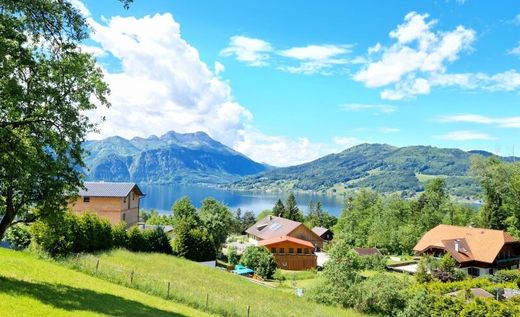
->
64, 249, 363, 317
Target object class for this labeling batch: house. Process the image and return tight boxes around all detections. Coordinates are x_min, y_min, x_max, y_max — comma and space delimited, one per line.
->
246, 216, 324, 249
259, 236, 317, 270
312, 227, 333, 241
353, 247, 382, 257
69, 182, 144, 226
413, 224, 520, 276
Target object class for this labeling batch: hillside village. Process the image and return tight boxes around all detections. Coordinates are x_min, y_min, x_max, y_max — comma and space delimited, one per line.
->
3, 1, 520, 317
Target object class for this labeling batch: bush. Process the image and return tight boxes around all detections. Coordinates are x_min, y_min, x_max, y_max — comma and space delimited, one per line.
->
227, 246, 240, 265
31, 213, 76, 257
489, 270, 520, 283
144, 227, 172, 254
172, 218, 216, 262
5, 223, 31, 250
112, 223, 128, 248
75, 213, 113, 253
127, 226, 148, 252
240, 246, 277, 279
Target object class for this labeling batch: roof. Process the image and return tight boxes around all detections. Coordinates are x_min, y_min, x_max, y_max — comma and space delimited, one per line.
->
445, 288, 494, 298
353, 247, 382, 256
245, 216, 302, 240
413, 224, 519, 264
78, 182, 144, 198
258, 236, 315, 248
312, 227, 331, 237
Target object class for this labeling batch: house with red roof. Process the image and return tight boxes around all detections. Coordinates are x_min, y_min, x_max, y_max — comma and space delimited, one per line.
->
413, 224, 520, 276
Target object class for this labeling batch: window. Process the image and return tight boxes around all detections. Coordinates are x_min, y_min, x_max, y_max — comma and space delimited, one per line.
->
271, 248, 276, 254
489, 269, 494, 275
297, 248, 302, 254
468, 267, 480, 277
288, 248, 294, 254
304, 248, 309, 254
279, 248, 285, 254
83, 196, 90, 203
132, 192, 135, 200
122, 213, 126, 221
123, 197, 126, 203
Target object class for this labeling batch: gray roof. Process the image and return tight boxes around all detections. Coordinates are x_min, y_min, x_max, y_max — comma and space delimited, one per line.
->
78, 182, 144, 198
245, 216, 303, 240
312, 227, 331, 237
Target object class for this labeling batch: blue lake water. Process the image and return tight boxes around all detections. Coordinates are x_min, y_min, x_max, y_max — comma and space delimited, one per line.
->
139, 184, 346, 217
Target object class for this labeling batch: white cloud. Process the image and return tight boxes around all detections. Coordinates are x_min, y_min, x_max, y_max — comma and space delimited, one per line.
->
220, 36, 272, 67
354, 12, 476, 99
81, 10, 331, 167
68, 0, 91, 17
439, 114, 520, 128
278, 44, 351, 74
434, 130, 495, 141
431, 70, 520, 92
333, 136, 363, 148
340, 103, 397, 113
79, 44, 107, 57
508, 42, 520, 57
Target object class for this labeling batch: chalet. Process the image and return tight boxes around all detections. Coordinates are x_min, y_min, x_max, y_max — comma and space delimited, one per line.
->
259, 236, 317, 270
246, 216, 324, 249
312, 227, 333, 241
353, 247, 382, 257
413, 224, 520, 276
69, 182, 144, 226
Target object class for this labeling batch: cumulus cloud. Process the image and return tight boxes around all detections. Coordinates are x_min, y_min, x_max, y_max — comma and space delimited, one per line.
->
354, 12, 476, 99
340, 103, 397, 113
439, 114, 520, 128
508, 42, 520, 57
80, 9, 332, 166
333, 136, 363, 148
278, 44, 352, 74
434, 130, 495, 141
220, 36, 273, 66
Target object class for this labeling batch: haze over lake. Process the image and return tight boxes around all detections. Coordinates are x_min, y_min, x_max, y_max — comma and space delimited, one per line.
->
139, 184, 346, 217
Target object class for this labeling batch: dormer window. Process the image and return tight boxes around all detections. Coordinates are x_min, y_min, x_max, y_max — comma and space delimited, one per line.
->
83, 196, 90, 203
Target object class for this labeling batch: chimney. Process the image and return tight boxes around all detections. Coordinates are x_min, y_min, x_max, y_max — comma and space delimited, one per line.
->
455, 239, 460, 252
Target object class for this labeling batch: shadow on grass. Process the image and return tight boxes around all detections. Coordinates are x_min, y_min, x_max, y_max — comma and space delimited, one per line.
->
0, 276, 189, 317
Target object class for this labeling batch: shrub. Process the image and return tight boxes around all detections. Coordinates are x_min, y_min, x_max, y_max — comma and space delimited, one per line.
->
240, 246, 277, 279
75, 213, 113, 252
112, 223, 128, 248
127, 227, 148, 252
144, 227, 172, 254
227, 246, 240, 265
489, 270, 520, 283
5, 223, 31, 250
31, 213, 76, 257
172, 218, 216, 262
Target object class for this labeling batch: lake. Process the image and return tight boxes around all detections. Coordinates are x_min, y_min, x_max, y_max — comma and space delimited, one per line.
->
139, 184, 346, 217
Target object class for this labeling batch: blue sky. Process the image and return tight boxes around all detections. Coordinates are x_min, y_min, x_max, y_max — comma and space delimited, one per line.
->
77, 0, 520, 166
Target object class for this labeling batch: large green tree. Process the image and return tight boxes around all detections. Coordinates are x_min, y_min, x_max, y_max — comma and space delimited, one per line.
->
283, 193, 303, 221
0, 0, 109, 239
199, 197, 233, 249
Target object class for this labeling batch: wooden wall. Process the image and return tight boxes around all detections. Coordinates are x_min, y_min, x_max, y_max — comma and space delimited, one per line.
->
69, 194, 139, 226
274, 254, 317, 271
289, 225, 324, 249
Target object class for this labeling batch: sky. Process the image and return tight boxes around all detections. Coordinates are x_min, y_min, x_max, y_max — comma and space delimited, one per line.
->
76, 0, 520, 166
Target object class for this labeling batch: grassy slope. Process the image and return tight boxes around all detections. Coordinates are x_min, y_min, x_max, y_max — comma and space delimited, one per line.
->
67, 249, 364, 317
0, 248, 211, 317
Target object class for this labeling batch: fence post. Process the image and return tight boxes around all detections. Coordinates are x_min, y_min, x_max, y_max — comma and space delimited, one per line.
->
247, 305, 250, 317
95, 259, 100, 274
167, 281, 170, 299
130, 270, 134, 284
205, 293, 209, 310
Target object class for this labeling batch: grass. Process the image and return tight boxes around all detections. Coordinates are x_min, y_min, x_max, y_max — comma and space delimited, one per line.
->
0, 248, 211, 317
64, 249, 365, 317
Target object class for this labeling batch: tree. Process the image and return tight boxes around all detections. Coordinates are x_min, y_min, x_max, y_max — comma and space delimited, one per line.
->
284, 193, 303, 221
240, 246, 277, 279
227, 245, 240, 265
172, 197, 198, 224
256, 209, 273, 221
272, 199, 285, 217
240, 211, 256, 233
171, 217, 216, 262
0, 0, 110, 240
306, 201, 337, 229
199, 197, 233, 249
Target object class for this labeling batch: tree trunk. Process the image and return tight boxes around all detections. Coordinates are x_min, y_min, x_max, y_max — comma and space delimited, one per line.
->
0, 188, 17, 241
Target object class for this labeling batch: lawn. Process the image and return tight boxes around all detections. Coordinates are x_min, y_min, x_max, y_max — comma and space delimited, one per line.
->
65, 249, 365, 317
0, 248, 211, 317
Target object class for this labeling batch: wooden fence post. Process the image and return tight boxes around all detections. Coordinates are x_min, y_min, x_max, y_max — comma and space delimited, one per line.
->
130, 270, 134, 284
247, 305, 250, 317
205, 293, 209, 310
167, 282, 170, 299
95, 259, 100, 274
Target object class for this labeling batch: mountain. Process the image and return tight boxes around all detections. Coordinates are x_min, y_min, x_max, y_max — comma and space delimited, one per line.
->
82, 131, 266, 184
231, 143, 517, 197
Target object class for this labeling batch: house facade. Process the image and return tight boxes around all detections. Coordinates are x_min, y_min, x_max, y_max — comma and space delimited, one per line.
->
312, 227, 333, 241
259, 236, 317, 270
414, 224, 520, 276
69, 182, 144, 226
246, 216, 324, 249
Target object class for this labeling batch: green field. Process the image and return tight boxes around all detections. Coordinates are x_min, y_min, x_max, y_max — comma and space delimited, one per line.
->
0, 248, 211, 317
65, 249, 364, 317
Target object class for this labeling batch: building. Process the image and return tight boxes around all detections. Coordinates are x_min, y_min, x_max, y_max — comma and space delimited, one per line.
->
413, 224, 520, 276
246, 215, 324, 249
312, 227, 333, 241
353, 247, 382, 257
258, 236, 317, 270
69, 182, 144, 226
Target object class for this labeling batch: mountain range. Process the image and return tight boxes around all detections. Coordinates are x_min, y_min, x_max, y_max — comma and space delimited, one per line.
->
83, 131, 515, 197
82, 131, 267, 184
